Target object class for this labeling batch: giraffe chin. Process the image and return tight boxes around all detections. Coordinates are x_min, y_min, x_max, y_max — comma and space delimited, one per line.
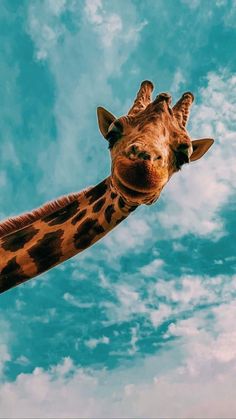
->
113, 174, 160, 205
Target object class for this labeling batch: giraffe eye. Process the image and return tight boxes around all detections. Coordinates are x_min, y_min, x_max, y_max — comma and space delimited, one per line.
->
107, 129, 121, 149
175, 150, 189, 168
174, 143, 190, 168
106, 122, 123, 149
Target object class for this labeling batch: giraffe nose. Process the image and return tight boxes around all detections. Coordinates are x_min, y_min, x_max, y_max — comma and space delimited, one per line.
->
125, 145, 162, 162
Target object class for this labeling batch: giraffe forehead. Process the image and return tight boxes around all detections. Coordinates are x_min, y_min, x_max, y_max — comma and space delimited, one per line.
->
121, 122, 171, 148
125, 111, 190, 146
127, 108, 176, 135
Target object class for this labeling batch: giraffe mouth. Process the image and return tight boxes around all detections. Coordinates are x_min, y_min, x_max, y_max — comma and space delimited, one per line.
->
113, 174, 157, 200
113, 158, 167, 200
113, 157, 167, 196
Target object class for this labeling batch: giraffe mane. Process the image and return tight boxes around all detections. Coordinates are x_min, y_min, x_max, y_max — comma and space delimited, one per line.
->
0, 190, 88, 238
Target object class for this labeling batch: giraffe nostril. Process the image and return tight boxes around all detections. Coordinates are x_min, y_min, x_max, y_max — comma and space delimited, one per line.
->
131, 145, 137, 154
137, 151, 151, 160
126, 145, 159, 162
154, 155, 162, 161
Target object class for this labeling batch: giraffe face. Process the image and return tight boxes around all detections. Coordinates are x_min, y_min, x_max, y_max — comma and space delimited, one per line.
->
97, 82, 214, 205
108, 104, 192, 205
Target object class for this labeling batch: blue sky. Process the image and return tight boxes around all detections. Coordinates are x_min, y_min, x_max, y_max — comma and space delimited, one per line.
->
0, 0, 236, 417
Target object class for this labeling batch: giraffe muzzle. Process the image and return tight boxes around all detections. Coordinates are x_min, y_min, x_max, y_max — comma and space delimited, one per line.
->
114, 157, 168, 194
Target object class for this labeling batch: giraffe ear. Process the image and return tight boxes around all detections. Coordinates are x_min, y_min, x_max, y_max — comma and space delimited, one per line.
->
190, 138, 214, 162
97, 107, 116, 138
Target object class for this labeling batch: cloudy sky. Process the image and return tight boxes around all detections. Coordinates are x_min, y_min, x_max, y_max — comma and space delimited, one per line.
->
0, 0, 236, 417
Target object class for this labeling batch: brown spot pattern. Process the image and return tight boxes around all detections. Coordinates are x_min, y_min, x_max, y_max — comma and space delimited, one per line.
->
28, 229, 64, 274
118, 197, 125, 209
71, 209, 87, 225
85, 180, 108, 204
105, 205, 115, 224
74, 218, 105, 250
92, 198, 106, 213
0, 257, 29, 294
1, 226, 39, 252
44, 201, 79, 226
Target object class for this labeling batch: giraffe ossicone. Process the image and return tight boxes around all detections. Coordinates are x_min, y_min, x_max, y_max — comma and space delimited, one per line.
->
0, 80, 214, 294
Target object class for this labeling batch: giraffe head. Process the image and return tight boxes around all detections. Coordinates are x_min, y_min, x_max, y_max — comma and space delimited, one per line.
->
97, 81, 214, 205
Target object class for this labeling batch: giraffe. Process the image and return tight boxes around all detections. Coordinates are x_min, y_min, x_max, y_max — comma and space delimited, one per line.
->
0, 80, 214, 294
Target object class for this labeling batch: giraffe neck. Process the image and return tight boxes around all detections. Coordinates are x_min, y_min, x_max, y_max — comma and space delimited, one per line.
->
0, 177, 137, 294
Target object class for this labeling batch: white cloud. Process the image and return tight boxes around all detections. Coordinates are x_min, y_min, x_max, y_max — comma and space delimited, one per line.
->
85, 0, 103, 24
103, 212, 152, 259
15, 356, 30, 367
172, 242, 187, 252
0, 319, 11, 379
128, 326, 139, 355
50, 356, 74, 376
85, 0, 123, 48
170, 68, 186, 94
223, 0, 236, 27
84, 0, 147, 51
85, 336, 109, 349
2, 302, 236, 419
166, 318, 202, 338
27, 0, 73, 61
1, 275, 236, 417
154, 276, 210, 305
63, 292, 94, 308
94, 271, 236, 335
139, 258, 164, 277
48, 0, 67, 17
154, 274, 236, 311
149, 303, 172, 328
99, 281, 148, 326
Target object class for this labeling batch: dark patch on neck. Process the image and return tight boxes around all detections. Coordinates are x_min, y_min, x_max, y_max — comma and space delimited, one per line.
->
92, 198, 106, 213
71, 209, 87, 225
1, 226, 39, 252
28, 229, 64, 274
85, 179, 108, 204
105, 204, 115, 224
118, 196, 125, 209
74, 218, 105, 250
111, 192, 117, 199
43, 200, 79, 226
118, 196, 137, 213
0, 257, 29, 294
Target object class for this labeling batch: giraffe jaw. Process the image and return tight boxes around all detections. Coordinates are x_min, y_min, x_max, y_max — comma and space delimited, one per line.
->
111, 156, 168, 204
112, 174, 161, 205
